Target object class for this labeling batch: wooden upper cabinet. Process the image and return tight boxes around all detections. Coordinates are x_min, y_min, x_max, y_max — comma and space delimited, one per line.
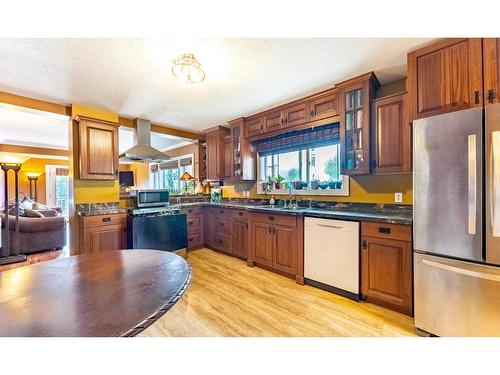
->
205, 126, 230, 180
229, 118, 256, 181
264, 109, 284, 133
483, 38, 500, 105
283, 102, 309, 128
244, 116, 264, 138
371, 93, 411, 174
76, 116, 119, 180
309, 92, 338, 121
407, 38, 483, 121
223, 135, 232, 180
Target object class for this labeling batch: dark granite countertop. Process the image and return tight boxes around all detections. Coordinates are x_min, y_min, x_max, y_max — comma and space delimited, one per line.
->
78, 199, 412, 224
171, 200, 413, 225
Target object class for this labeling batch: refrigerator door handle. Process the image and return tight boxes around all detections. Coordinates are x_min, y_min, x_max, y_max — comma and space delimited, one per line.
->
422, 258, 500, 282
467, 134, 477, 235
491, 131, 500, 236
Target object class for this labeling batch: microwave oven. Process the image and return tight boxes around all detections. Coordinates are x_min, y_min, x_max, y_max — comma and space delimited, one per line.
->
129, 189, 170, 208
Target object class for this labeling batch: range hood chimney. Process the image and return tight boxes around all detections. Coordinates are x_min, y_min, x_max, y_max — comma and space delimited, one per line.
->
119, 118, 170, 163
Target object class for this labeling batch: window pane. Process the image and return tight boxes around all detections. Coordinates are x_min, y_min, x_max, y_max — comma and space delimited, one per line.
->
278, 151, 300, 181
309, 144, 340, 183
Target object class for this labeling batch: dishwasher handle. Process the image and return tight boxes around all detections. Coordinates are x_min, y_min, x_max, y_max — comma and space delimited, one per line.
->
316, 223, 348, 230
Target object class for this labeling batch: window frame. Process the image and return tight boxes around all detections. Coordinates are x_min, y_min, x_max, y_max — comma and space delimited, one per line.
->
256, 145, 349, 197
149, 153, 194, 193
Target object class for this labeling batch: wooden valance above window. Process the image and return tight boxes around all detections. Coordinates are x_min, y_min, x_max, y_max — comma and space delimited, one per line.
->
179, 157, 193, 167
254, 123, 340, 156
159, 160, 179, 170
55, 168, 69, 176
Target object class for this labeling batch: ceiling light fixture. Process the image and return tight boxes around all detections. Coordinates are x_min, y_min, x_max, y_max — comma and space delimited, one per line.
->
172, 53, 205, 84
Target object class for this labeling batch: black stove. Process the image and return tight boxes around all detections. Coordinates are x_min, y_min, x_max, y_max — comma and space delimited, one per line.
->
127, 204, 187, 253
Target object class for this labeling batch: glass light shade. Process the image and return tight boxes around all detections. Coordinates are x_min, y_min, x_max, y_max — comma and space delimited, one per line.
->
179, 171, 194, 181
0, 152, 31, 165
23, 171, 43, 178
172, 53, 205, 84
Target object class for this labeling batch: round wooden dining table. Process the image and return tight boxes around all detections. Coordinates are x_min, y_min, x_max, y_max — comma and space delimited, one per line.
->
0, 250, 191, 337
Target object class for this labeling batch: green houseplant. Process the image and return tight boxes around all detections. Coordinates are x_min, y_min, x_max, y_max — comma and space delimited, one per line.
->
274, 175, 286, 189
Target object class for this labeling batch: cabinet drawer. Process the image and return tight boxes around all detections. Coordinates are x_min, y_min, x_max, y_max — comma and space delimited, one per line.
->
212, 207, 229, 217
214, 235, 231, 252
182, 206, 204, 215
81, 213, 127, 228
187, 232, 202, 248
250, 212, 297, 227
361, 222, 411, 242
231, 209, 248, 220
215, 218, 231, 237
187, 214, 202, 229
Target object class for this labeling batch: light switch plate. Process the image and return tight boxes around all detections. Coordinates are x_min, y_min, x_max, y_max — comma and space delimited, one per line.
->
394, 192, 403, 203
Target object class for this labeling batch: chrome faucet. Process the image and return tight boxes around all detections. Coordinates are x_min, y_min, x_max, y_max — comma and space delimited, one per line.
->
286, 183, 298, 209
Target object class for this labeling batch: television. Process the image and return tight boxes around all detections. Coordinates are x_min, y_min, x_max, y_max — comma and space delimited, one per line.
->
119, 171, 134, 187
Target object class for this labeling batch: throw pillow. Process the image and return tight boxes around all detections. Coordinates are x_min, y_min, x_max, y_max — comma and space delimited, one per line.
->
20, 196, 34, 210
24, 208, 45, 218
33, 202, 50, 210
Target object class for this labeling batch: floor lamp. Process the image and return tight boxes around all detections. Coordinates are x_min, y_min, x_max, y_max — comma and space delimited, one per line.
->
0, 153, 30, 265
24, 171, 43, 202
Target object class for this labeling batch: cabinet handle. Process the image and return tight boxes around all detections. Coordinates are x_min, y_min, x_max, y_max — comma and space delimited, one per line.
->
188, 209, 193, 213
188, 221, 193, 226
189, 237, 194, 241
378, 227, 391, 234
272, 227, 276, 234
114, 169, 118, 176
362, 240, 367, 249
310, 110, 315, 117
284, 117, 288, 124
220, 210, 224, 214
220, 222, 224, 227
102, 217, 111, 222
280, 117, 284, 125
238, 212, 243, 216
268, 216, 275, 221
268, 226, 271, 234
371, 160, 377, 169
474, 90, 480, 105
488, 89, 497, 104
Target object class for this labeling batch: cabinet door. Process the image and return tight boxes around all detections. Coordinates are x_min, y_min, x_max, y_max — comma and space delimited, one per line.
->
408, 38, 483, 120
341, 82, 371, 175
204, 208, 215, 247
264, 109, 284, 133
309, 92, 339, 121
371, 93, 411, 174
223, 136, 232, 179
78, 117, 119, 180
205, 130, 220, 180
245, 117, 264, 138
483, 38, 500, 105
273, 225, 296, 275
231, 220, 248, 258
284, 102, 309, 128
84, 224, 127, 253
251, 222, 273, 267
361, 236, 413, 316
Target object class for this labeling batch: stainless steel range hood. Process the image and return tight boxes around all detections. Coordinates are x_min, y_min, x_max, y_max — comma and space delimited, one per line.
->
119, 118, 170, 163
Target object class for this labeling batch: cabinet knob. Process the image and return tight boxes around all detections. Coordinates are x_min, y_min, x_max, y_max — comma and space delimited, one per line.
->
362, 240, 367, 249
474, 90, 480, 105
488, 89, 497, 104
310, 110, 315, 117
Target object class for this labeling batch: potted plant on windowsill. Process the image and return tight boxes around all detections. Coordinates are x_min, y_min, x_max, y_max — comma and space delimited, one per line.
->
274, 175, 286, 190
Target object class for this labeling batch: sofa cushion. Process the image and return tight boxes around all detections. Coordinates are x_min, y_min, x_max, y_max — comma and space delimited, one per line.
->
24, 209, 45, 218
0, 214, 65, 233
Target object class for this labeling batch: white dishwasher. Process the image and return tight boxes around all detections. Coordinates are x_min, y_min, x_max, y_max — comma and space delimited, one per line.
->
304, 217, 360, 300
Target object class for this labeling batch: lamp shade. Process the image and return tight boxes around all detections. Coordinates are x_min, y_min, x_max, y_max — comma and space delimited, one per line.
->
23, 171, 43, 178
179, 171, 194, 181
0, 152, 31, 165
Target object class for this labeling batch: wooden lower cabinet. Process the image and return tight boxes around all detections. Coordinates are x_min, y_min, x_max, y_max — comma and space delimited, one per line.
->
248, 212, 303, 283
231, 220, 248, 258
181, 207, 204, 249
360, 222, 413, 316
79, 213, 127, 254
250, 221, 274, 267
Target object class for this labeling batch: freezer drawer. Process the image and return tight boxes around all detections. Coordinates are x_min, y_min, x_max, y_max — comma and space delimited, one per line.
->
304, 218, 359, 296
414, 252, 500, 336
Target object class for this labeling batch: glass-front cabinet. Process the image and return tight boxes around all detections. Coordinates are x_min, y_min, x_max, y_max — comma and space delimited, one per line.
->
232, 124, 242, 178
228, 118, 257, 181
339, 73, 379, 175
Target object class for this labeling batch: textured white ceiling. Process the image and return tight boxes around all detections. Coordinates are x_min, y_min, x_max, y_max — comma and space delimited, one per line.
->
0, 38, 434, 132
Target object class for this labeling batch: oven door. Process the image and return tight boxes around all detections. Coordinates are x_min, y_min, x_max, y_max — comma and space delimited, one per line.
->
128, 214, 187, 252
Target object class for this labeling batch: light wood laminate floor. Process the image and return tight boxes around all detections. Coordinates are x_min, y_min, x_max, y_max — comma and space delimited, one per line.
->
139, 248, 417, 337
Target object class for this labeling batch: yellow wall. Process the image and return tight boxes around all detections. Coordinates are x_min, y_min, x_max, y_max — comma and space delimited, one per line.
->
223, 174, 413, 205
71, 104, 120, 204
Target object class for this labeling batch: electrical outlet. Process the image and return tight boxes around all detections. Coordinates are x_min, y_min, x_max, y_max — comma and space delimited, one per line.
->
394, 192, 403, 203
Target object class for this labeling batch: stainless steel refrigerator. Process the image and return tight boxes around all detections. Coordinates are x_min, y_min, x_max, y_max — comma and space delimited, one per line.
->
414, 104, 500, 336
